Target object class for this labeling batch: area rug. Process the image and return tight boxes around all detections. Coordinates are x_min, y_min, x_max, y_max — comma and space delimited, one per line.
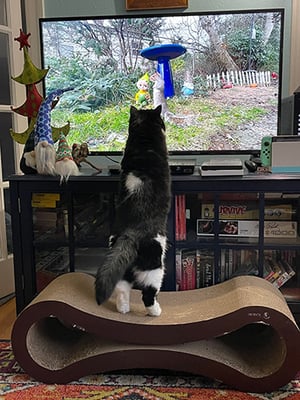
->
1, 341, 300, 400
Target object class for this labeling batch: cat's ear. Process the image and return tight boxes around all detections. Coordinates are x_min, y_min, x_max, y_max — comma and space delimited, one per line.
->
154, 105, 162, 114
130, 105, 138, 115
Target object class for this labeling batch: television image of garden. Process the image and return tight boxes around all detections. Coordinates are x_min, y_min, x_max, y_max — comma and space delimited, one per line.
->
41, 11, 282, 152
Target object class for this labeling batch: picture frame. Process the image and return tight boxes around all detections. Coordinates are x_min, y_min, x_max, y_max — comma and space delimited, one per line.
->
126, 0, 188, 11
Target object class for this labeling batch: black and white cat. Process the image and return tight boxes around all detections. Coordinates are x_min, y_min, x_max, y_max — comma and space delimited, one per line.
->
95, 105, 171, 316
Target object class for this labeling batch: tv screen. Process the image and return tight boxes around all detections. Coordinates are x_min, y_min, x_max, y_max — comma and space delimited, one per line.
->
39, 9, 284, 155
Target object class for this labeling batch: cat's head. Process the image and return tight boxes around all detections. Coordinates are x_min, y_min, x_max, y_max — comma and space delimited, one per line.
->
129, 105, 164, 130
127, 105, 167, 152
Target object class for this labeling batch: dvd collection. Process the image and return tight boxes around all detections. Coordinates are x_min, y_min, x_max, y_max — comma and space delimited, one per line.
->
175, 195, 298, 240
201, 202, 295, 220
176, 248, 296, 291
174, 194, 297, 291
196, 219, 297, 238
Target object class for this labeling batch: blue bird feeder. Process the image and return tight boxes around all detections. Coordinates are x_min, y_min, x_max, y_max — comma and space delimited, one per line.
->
140, 43, 186, 98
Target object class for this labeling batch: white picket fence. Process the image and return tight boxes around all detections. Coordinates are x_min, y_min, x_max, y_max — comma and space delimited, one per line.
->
206, 70, 272, 89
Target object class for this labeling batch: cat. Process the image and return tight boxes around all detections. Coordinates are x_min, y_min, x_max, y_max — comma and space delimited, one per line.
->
95, 105, 171, 316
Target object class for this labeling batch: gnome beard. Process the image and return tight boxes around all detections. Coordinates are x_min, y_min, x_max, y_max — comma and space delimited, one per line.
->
55, 158, 79, 183
35, 141, 57, 175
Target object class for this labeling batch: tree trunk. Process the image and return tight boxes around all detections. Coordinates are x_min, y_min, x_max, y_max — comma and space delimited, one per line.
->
201, 16, 239, 72
262, 13, 275, 46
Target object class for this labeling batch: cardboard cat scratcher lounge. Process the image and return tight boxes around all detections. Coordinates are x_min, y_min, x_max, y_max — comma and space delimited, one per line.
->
11, 272, 300, 392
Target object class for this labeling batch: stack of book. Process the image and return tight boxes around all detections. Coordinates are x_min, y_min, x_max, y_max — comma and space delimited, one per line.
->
176, 248, 296, 291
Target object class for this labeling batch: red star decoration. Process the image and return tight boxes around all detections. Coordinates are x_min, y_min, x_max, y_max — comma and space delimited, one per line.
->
14, 29, 31, 50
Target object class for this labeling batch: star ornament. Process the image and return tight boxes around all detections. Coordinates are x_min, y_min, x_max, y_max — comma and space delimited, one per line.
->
14, 29, 31, 50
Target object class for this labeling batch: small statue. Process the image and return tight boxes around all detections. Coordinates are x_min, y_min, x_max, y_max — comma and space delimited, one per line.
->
135, 73, 150, 107
55, 133, 79, 183
34, 88, 73, 175
72, 143, 102, 173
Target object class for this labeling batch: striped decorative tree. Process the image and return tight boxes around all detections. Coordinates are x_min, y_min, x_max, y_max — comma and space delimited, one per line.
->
10, 29, 70, 173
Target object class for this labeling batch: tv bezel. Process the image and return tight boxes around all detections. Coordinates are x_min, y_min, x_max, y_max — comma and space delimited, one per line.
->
39, 7, 285, 158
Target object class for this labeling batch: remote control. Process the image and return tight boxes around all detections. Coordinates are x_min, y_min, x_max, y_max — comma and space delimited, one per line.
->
260, 136, 272, 167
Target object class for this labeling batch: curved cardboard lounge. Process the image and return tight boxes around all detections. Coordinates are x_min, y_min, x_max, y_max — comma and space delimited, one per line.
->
11, 272, 300, 392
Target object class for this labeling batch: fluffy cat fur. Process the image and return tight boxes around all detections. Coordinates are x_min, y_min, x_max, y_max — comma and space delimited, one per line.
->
95, 105, 171, 316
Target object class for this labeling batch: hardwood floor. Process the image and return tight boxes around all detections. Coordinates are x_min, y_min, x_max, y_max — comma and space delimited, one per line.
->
0, 297, 16, 340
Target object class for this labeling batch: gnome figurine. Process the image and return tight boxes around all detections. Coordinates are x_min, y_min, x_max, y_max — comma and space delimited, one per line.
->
20, 130, 37, 174
55, 133, 79, 183
34, 88, 73, 175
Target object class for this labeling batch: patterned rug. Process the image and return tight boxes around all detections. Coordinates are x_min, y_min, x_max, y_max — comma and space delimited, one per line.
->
1, 341, 300, 399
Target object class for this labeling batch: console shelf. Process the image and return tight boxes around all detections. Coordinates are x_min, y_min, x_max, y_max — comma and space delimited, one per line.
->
9, 173, 300, 322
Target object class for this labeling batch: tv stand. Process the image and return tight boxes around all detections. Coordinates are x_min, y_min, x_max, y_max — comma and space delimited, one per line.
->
9, 173, 300, 325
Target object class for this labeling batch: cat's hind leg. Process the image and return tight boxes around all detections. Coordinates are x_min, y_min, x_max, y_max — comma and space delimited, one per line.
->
137, 267, 165, 316
114, 280, 132, 314
137, 234, 167, 316
142, 281, 163, 316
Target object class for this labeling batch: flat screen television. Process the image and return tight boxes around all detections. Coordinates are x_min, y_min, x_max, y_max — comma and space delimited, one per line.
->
39, 8, 284, 157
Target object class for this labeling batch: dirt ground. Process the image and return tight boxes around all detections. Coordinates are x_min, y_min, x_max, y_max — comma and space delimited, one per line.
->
209, 85, 278, 110
205, 85, 279, 150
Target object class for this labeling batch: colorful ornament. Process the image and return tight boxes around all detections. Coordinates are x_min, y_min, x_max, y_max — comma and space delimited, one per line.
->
11, 84, 43, 118
34, 88, 73, 175
9, 29, 70, 162
135, 72, 150, 107
12, 47, 49, 85
72, 143, 102, 173
14, 29, 31, 50
55, 133, 79, 183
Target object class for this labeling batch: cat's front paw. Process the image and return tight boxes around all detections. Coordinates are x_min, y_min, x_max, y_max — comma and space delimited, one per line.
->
116, 301, 130, 314
147, 302, 161, 317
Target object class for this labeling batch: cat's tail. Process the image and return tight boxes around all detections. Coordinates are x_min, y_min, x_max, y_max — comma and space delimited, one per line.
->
95, 230, 138, 305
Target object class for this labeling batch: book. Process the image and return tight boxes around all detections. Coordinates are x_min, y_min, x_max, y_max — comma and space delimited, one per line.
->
202, 202, 258, 220
263, 257, 276, 281
264, 204, 295, 219
177, 249, 217, 290
264, 221, 297, 238
262, 255, 296, 288
230, 252, 258, 278
280, 259, 296, 279
195, 249, 203, 289
180, 195, 186, 240
227, 248, 234, 278
266, 258, 282, 284
176, 250, 182, 291
175, 195, 186, 241
175, 196, 180, 241
196, 219, 297, 238
181, 249, 196, 290
32, 192, 61, 208
220, 249, 226, 282
274, 260, 296, 288
201, 203, 294, 220
200, 250, 214, 287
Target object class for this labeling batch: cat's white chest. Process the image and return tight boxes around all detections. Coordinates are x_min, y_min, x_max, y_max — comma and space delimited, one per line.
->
125, 172, 143, 193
